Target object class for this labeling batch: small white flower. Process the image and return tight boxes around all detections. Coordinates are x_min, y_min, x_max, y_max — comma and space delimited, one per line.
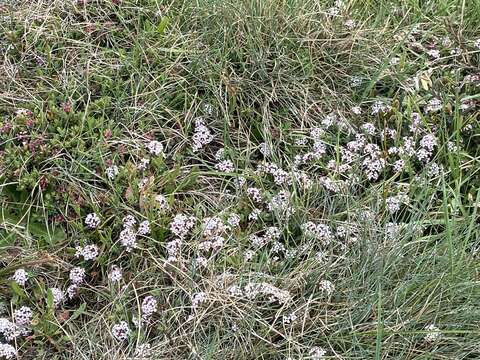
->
108, 265, 123, 283
473, 38, 480, 50
12, 269, 28, 286
50, 288, 64, 308
13, 306, 32, 326
155, 194, 169, 210
85, 213, 100, 229
215, 160, 235, 173
111, 321, 130, 341
344, 19, 356, 29
426, 49, 440, 59
319, 280, 334, 295
106, 165, 119, 180
138, 220, 151, 235
424, 324, 441, 343
227, 213, 241, 228
308, 346, 327, 360
147, 140, 164, 156
141, 296, 157, 318
192, 292, 207, 308
0, 343, 16, 359
75, 244, 99, 261
69, 267, 86, 284
192, 117, 214, 152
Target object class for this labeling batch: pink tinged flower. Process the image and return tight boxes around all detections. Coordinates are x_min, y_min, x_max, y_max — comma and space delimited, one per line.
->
12, 269, 28, 286
146, 140, 163, 156
111, 321, 130, 341
85, 213, 101, 229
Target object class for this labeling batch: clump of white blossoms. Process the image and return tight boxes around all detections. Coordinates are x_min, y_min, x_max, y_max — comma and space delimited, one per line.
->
371, 100, 391, 115
69, 267, 86, 284
248, 208, 261, 221
141, 296, 158, 321
319, 280, 335, 296
308, 346, 327, 360
267, 190, 295, 218
192, 292, 207, 308
0, 318, 19, 341
424, 324, 442, 343
302, 222, 333, 246
227, 213, 240, 228
425, 97, 442, 113
106, 165, 119, 180
202, 216, 226, 239
215, 159, 235, 173
134, 343, 152, 359
11, 269, 28, 286
155, 194, 169, 210
50, 288, 64, 308
386, 193, 409, 213
111, 321, 130, 341
0, 343, 16, 359
75, 244, 99, 261
247, 187, 263, 203
85, 213, 101, 229
138, 220, 151, 236
13, 306, 32, 327
243, 282, 291, 304
108, 265, 123, 282
192, 117, 214, 152
282, 312, 297, 324
146, 140, 163, 156
170, 214, 196, 240
118, 215, 151, 252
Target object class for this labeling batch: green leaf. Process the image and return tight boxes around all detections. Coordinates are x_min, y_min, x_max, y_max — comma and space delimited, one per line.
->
11, 281, 27, 299
157, 17, 170, 35
70, 302, 87, 321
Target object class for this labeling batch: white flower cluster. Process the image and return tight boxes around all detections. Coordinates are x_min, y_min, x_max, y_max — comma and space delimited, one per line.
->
50, 287, 65, 308
425, 98, 442, 113
242, 282, 291, 304
424, 324, 441, 343
247, 187, 263, 202
192, 117, 214, 152
170, 214, 196, 240
282, 312, 297, 324
319, 280, 335, 296
417, 134, 437, 162
0, 318, 18, 342
11, 268, 28, 286
215, 160, 235, 173
111, 321, 130, 341
141, 296, 157, 321
106, 165, 119, 180
257, 162, 291, 186
362, 143, 386, 181
386, 193, 409, 213
108, 265, 123, 282
75, 244, 99, 261
308, 346, 327, 360
267, 190, 295, 218
85, 213, 101, 229
0, 343, 16, 359
155, 194, 169, 210
371, 100, 391, 115
13, 307, 32, 327
119, 215, 151, 252
69, 267, 85, 285
146, 140, 163, 156
227, 213, 240, 228
192, 292, 207, 308
249, 226, 281, 248
302, 222, 333, 246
